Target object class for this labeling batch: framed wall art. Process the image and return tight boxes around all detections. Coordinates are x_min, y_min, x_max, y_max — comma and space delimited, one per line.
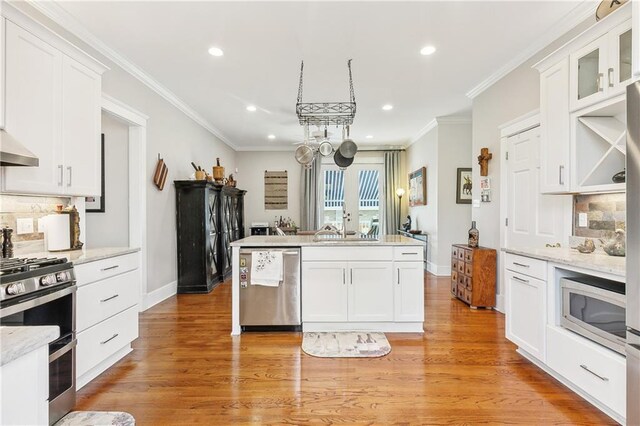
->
456, 168, 472, 204
409, 167, 426, 206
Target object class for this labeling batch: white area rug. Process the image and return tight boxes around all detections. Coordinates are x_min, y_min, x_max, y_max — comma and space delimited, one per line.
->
55, 411, 135, 426
301, 332, 391, 358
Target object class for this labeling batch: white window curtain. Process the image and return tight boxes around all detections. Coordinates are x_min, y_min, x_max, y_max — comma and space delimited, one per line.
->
384, 151, 402, 234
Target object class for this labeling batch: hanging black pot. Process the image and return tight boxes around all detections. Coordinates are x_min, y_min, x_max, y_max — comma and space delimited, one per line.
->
334, 149, 354, 169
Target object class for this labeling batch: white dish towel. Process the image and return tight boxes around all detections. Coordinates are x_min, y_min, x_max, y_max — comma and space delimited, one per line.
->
250, 251, 283, 287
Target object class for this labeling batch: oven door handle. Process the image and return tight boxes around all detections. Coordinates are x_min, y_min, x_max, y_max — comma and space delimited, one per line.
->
49, 339, 77, 363
0, 284, 76, 319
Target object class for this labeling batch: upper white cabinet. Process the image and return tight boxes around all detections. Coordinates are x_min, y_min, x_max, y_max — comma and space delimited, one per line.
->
534, 4, 630, 195
569, 20, 632, 112
1, 18, 106, 196
61, 56, 102, 196
540, 58, 570, 193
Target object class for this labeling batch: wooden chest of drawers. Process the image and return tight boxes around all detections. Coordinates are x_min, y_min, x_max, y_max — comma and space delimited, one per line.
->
451, 244, 496, 308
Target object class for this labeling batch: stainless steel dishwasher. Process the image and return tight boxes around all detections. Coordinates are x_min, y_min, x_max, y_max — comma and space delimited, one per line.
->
239, 247, 301, 330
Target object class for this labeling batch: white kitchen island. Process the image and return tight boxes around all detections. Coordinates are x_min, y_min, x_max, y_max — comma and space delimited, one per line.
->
230, 235, 425, 335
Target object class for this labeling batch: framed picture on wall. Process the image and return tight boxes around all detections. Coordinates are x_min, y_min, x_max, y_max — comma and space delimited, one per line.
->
456, 168, 472, 204
409, 167, 426, 206
86, 134, 105, 212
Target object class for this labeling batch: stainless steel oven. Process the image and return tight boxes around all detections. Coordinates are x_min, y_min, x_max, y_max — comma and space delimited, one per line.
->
0, 257, 76, 425
560, 276, 626, 355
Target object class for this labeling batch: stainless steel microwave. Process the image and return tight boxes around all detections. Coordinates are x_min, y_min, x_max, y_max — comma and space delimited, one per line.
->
560, 276, 626, 355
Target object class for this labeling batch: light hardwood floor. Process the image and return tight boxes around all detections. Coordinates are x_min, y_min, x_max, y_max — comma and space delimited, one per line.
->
76, 274, 614, 424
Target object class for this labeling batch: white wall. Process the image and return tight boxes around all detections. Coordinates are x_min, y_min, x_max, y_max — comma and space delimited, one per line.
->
406, 119, 472, 274
436, 121, 472, 272
13, 3, 237, 294
236, 151, 301, 234
470, 17, 594, 299
85, 112, 129, 247
406, 126, 438, 268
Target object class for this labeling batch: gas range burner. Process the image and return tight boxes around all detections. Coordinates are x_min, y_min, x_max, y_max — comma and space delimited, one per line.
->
0, 257, 67, 276
0, 257, 75, 304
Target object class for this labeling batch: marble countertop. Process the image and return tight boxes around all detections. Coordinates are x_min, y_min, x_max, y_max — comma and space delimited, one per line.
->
231, 235, 423, 247
14, 246, 140, 266
503, 247, 625, 277
1, 326, 59, 367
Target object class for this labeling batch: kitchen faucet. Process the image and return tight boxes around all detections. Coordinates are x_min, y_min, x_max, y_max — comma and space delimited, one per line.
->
342, 203, 350, 238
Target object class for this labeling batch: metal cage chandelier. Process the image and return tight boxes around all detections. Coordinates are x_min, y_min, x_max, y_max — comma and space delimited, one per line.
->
295, 59, 356, 127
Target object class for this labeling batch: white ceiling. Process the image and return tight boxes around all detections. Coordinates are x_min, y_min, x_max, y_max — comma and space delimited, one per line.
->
55, 1, 588, 150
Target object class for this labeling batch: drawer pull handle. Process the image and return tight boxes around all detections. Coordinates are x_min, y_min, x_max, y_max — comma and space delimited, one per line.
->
100, 294, 119, 303
512, 276, 529, 284
580, 364, 608, 381
100, 333, 119, 345
513, 262, 530, 268
101, 265, 119, 272
401, 252, 418, 255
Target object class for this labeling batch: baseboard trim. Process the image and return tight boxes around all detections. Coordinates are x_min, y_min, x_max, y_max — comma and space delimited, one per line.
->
427, 262, 452, 277
142, 280, 177, 311
76, 345, 132, 390
495, 293, 505, 313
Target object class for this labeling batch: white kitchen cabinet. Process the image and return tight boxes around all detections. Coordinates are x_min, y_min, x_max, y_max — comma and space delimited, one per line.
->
569, 19, 632, 112
301, 261, 348, 322
3, 20, 63, 195
394, 261, 424, 322
547, 325, 626, 419
301, 261, 394, 322
505, 269, 546, 362
0, 345, 48, 426
75, 252, 140, 389
300, 244, 424, 332
539, 58, 570, 194
348, 262, 394, 322
2, 20, 104, 196
61, 56, 101, 195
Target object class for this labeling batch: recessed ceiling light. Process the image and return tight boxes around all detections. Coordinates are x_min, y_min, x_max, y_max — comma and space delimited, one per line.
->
246, 105, 257, 112
382, 104, 393, 111
366, 135, 373, 139
268, 134, 276, 140
420, 45, 436, 56
208, 46, 224, 57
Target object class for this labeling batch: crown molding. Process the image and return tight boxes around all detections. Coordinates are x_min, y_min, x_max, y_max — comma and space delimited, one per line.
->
1, 1, 108, 74
24, 0, 237, 150
435, 116, 472, 124
465, 1, 595, 99
406, 119, 438, 148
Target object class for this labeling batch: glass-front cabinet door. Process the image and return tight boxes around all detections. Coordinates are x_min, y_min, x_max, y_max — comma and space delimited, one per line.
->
609, 21, 632, 93
570, 34, 608, 111
569, 19, 632, 111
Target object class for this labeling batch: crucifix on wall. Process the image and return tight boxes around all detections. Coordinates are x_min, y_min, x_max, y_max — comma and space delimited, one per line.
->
477, 147, 493, 177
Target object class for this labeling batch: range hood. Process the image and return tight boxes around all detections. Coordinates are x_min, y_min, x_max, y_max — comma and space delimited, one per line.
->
0, 129, 39, 167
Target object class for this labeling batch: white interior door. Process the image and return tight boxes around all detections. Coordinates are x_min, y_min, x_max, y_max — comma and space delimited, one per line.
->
321, 164, 384, 234
506, 126, 567, 248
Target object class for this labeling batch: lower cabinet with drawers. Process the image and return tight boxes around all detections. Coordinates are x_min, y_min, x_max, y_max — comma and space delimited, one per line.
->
301, 245, 424, 332
74, 251, 140, 389
504, 252, 626, 423
450, 244, 496, 308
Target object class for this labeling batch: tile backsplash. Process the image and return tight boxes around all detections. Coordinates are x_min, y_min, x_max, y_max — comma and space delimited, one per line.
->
0, 195, 70, 242
573, 192, 625, 239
